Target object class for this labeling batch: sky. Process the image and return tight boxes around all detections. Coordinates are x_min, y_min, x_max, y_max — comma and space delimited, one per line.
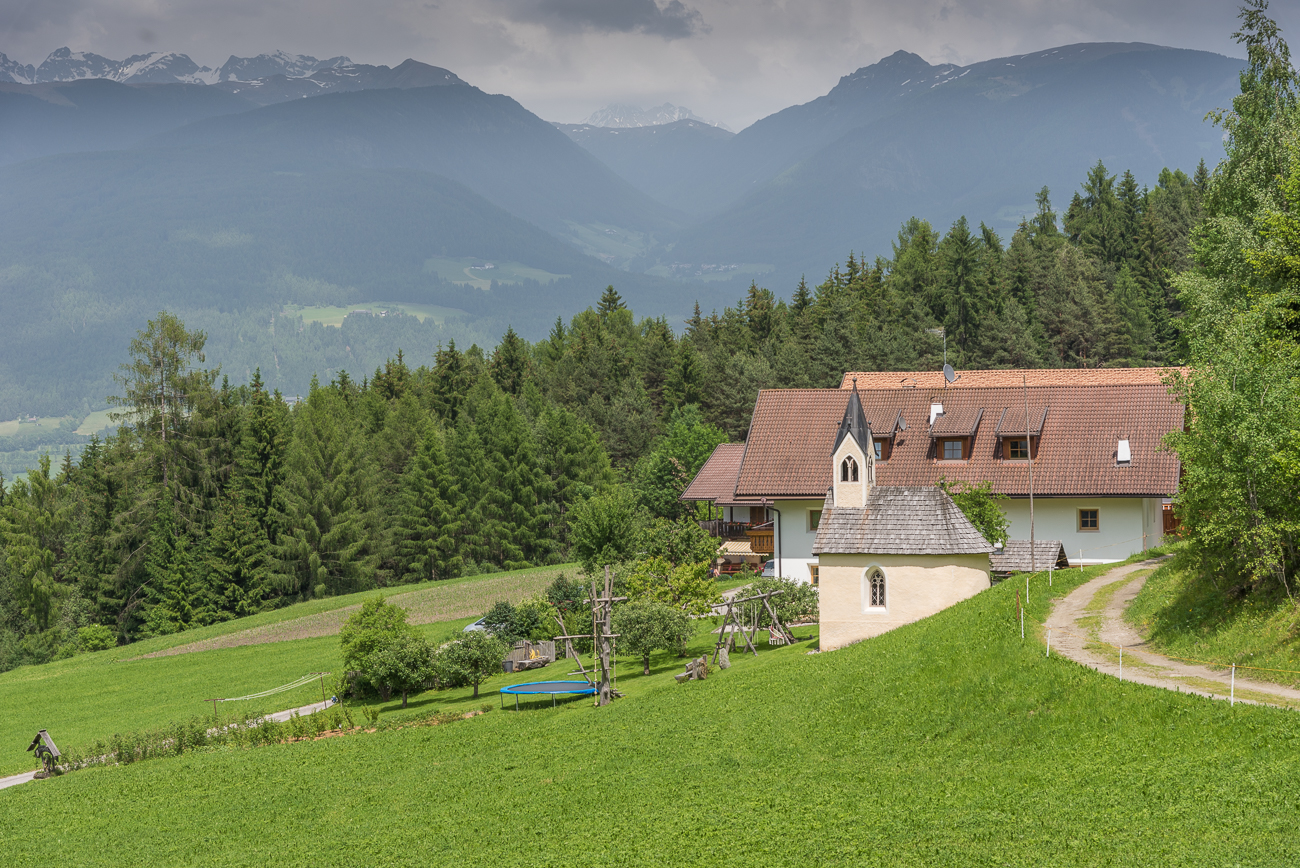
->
1, 0, 1293, 129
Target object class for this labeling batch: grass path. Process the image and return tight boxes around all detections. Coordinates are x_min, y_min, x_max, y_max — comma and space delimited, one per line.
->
1045, 558, 1300, 709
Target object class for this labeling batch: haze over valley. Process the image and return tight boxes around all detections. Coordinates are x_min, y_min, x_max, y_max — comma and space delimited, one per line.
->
0, 39, 1241, 430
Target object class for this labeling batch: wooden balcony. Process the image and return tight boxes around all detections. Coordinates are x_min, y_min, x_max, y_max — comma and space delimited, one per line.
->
747, 522, 774, 554
698, 520, 752, 540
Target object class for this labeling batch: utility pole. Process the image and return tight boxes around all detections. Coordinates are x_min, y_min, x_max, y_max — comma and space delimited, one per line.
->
1024, 373, 1036, 573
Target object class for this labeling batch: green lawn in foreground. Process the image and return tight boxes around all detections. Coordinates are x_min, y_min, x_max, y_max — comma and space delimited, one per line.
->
1126, 546, 1300, 688
0, 565, 572, 774
5, 551, 1299, 866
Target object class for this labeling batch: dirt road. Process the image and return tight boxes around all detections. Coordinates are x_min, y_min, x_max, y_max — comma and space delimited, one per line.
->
1044, 558, 1300, 708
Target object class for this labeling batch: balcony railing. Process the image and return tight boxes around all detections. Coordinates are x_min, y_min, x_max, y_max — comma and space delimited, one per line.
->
698, 519, 753, 540
747, 521, 774, 554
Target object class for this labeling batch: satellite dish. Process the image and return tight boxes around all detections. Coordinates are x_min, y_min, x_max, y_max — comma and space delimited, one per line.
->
943, 363, 960, 384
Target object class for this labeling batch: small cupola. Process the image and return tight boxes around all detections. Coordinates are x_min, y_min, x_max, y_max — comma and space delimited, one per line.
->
832, 379, 874, 507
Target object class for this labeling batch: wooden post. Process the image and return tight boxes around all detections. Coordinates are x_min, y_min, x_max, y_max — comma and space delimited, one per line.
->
597, 567, 614, 707
208, 698, 220, 727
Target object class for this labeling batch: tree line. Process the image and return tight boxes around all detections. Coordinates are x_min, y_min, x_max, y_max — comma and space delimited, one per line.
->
0, 141, 1210, 669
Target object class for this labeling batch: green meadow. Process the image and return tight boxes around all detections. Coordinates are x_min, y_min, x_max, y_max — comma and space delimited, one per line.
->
0, 565, 570, 775
3, 553, 1298, 866
421, 257, 569, 291
1127, 550, 1300, 689
284, 301, 469, 328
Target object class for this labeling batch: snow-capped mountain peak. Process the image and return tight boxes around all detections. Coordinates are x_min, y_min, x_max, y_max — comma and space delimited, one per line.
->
0, 51, 35, 84
217, 51, 353, 82
584, 103, 731, 131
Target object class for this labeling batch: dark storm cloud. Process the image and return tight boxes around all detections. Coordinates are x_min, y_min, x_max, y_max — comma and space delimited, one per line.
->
508, 0, 705, 39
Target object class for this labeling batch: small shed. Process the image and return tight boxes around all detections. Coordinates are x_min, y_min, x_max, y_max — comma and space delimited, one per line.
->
990, 540, 1070, 579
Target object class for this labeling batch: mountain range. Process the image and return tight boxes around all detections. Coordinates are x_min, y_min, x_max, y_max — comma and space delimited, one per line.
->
583, 102, 730, 130
0, 40, 1244, 419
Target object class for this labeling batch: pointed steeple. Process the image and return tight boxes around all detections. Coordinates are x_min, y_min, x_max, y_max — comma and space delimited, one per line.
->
833, 377, 871, 453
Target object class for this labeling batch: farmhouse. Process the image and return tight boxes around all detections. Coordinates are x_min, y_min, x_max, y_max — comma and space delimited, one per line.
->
682, 367, 1185, 583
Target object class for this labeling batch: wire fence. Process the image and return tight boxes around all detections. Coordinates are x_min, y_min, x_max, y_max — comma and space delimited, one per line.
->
216, 673, 326, 703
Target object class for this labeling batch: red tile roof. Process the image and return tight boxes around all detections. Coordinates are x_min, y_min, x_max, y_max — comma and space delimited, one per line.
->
840, 368, 1186, 390
734, 384, 1184, 499
679, 443, 746, 502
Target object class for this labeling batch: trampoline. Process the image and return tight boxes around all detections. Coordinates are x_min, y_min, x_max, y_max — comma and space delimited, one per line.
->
500, 680, 596, 709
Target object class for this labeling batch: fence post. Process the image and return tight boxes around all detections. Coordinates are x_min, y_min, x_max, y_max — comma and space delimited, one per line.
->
1046, 629, 1051, 658
1017, 590, 1024, 640
1118, 645, 1123, 682
1231, 664, 1236, 707
1049, 565, 1053, 587
1080, 549, 1083, 572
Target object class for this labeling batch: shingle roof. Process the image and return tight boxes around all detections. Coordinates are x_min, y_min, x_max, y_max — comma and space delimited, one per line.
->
812, 486, 995, 555
839, 368, 1186, 390
735, 384, 1183, 498
990, 540, 1070, 573
680, 443, 745, 502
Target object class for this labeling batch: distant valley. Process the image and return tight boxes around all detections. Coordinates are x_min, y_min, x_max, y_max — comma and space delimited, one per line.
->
0, 41, 1243, 427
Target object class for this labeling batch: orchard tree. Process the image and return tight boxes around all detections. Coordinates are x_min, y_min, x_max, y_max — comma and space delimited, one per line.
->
612, 598, 692, 674
340, 597, 415, 673
361, 633, 433, 707
437, 631, 507, 698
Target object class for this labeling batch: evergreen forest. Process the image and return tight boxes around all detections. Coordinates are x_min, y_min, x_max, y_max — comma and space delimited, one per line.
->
0, 144, 1213, 669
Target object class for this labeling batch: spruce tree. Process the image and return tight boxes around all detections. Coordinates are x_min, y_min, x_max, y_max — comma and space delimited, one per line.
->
271, 380, 379, 597
397, 429, 463, 582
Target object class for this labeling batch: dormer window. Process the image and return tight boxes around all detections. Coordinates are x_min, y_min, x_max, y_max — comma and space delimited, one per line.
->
873, 441, 882, 461
841, 456, 859, 482
939, 439, 965, 460
1006, 438, 1030, 460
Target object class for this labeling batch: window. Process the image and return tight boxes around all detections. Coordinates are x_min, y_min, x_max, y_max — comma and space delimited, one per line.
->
809, 564, 819, 586
940, 439, 964, 460
873, 441, 882, 460
840, 456, 858, 482
1079, 509, 1099, 532
808, 510, 822, 532
1007, 438, 1029, 460
865, 567, 886, 608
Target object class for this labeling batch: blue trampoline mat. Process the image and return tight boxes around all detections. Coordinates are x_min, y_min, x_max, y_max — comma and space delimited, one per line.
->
500, 680, 596, 696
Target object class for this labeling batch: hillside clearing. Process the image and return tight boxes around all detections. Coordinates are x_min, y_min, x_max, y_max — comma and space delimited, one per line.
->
3, 552, 1299, 866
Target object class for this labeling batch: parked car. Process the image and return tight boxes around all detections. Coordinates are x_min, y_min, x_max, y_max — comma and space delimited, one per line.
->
462, 616, 488, 633
761, 559, 775, 578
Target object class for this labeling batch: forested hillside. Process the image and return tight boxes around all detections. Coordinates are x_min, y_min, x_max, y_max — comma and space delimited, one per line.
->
0, 149, 1200, 668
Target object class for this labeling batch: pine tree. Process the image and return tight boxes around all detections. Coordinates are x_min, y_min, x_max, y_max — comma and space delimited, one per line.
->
271, 381, 379, 597
1033, 186, 1059, 237
141, 497, 207, 636
597, 286, 626, 319
205, 495, 271, 618
397, 429, 463, 581
489, 327, 531, 396
473, 387, 555, 568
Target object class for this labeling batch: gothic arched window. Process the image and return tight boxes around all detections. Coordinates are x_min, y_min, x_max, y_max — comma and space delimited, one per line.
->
840, 455, 859, 482
866, 567, 886, 608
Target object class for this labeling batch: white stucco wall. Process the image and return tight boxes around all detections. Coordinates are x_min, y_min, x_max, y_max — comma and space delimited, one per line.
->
818, 553, 991, 650
772, 498, 825, 583
1001, 497, 1166, 563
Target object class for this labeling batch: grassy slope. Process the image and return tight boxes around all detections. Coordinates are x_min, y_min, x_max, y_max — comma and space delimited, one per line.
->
1127, 548, 1300, 688
0, 565, 571, 775
3, 555, 1299, 866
